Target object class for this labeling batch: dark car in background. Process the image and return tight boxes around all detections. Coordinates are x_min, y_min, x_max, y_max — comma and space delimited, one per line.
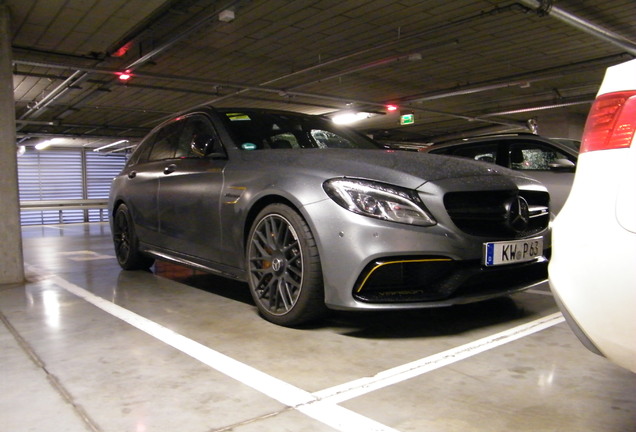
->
109, 108, 551, 326
424, 133, 578, 215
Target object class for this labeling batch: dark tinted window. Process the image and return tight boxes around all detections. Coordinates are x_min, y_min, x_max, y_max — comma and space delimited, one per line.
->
128, 133, 154, 166
219, 110, 381, 150
176, 115, 222, 157
148, 120, 184, 161
434, 142, 499, 163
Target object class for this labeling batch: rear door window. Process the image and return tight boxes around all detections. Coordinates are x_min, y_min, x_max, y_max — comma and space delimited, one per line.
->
508, 142, 574, 170
436, 142, 499, 163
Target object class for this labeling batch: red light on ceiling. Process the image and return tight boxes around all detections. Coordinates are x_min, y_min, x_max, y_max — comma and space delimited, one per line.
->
111, 41, 134, 58
386, 104, 398, 112
117, 70, 132, 82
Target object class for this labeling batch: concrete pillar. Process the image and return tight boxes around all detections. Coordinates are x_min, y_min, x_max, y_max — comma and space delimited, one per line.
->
0, 1, 25, 284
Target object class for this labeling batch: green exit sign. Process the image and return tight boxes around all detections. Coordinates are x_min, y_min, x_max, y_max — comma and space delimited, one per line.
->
400, 113, 414, 125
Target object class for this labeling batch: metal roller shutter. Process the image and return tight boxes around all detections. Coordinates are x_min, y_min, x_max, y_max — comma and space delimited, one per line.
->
17, 148, 126, 225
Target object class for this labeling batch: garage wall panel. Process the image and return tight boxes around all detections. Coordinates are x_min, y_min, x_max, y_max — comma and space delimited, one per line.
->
17, 148, 126, 225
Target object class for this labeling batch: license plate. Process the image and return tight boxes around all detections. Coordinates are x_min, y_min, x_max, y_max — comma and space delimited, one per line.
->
484, 237, 543, 266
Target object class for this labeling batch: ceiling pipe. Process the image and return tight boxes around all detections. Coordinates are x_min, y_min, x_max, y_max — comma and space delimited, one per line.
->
518, 0, 636, 55
187, 3, 526, 107
15, 119, 57, 126
12, 2, 530, 133
18, 70, 87, 120
123, 0, 247, 72
478, 96, 594, 118
402, 53, 629, 103
284, 39, 459, 92
16, 131, 140, 141
14, 59, 526, 130
14, 0, 249, 125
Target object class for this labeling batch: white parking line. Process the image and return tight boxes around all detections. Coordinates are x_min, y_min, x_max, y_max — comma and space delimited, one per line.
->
42, 271, 400, 432
29, 267, 565, 432
313, 312, 565, 404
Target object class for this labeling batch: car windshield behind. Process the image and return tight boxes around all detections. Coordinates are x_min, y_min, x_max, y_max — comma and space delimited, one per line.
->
218, 110, 382, 150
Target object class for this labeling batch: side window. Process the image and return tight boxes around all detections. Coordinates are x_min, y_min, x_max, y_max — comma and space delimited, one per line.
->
443, 142, 498, 163
176, 115, 222, 157
269, 132, 299, 149
310, 129, 355, 148
147, 120, 184, 161
508, 143, 572, 170
128, 134, 154, 165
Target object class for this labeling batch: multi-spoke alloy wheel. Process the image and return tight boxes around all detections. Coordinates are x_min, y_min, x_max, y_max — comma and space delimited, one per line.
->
113, 204, 154, 270
247, 204, 325, 326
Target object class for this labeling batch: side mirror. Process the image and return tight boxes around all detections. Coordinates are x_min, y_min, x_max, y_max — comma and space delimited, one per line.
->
191, 134, 224, 158
549, 158, 576, 172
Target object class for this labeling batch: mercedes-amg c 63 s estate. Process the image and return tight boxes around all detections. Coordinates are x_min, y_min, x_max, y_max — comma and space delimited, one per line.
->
109, 107, 551, 326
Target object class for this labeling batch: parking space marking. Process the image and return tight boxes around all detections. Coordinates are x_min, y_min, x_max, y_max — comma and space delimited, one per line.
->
29, 266, 564, 432
58, 251, 115, 261
312, 312, 565, 404
39, 270, 400, 432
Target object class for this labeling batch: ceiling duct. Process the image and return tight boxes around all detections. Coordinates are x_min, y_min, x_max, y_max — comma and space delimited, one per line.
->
518, 0, 636, 55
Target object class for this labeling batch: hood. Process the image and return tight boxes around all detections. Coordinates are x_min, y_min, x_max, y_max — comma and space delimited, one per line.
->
237, 148, 519, 189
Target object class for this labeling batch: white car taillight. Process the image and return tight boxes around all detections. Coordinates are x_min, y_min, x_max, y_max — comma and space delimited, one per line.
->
581, 91, 636, 153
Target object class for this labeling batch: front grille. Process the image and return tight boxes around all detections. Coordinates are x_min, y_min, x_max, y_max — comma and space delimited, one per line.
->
444, 190, 549, 238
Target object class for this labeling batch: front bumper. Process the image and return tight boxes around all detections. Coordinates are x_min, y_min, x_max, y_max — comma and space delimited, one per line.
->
302, 198, 550, 311
353, 255, 548, 304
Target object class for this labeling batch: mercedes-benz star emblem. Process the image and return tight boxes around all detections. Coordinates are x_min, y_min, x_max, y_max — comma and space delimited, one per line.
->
506, 195, 530, 233
271, 257, 283, 272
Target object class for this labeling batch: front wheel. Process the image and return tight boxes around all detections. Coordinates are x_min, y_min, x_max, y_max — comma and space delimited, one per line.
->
246, 204, 326, 327
112, 204, 154, 270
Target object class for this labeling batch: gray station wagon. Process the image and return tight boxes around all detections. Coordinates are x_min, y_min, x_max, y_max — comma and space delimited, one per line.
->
109, 107, 551, 326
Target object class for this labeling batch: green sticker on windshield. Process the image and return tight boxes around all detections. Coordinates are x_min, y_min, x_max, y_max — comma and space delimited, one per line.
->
242, 142, 257, 150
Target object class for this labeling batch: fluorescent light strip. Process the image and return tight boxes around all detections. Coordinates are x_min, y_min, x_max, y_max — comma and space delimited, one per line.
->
35, 137, 64, 150
93, 140, 129, 152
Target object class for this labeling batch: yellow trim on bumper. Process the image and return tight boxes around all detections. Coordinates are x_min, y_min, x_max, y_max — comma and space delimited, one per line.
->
355, 258, 453, 293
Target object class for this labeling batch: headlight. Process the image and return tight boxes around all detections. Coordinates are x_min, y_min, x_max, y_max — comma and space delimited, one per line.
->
323, 178, 436, 226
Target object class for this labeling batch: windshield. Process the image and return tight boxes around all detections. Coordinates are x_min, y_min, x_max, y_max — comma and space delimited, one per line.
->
218, 109, 383, 150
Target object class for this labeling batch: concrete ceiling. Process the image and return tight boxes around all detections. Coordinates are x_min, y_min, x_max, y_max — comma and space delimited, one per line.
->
8, 0, 636, 152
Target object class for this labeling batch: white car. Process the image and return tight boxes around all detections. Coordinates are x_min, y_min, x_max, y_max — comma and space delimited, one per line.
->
549, 59, 636, 372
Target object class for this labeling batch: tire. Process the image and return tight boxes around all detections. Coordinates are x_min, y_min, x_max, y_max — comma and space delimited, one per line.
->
246, 204, 326, 327
112, 204, 154, 270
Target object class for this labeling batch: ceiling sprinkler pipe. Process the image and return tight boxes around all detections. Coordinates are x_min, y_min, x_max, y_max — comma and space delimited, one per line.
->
518, 0, 636, 55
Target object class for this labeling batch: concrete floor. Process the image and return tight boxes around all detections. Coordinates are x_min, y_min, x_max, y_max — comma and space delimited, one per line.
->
2, 222, 635, 432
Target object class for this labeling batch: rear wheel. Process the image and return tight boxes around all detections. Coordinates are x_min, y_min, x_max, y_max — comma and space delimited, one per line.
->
113, 204, 154, 270
246, 204, 326, 326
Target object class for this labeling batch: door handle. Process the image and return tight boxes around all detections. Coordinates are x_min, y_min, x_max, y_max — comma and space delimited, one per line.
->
163, 164, 177, 175
127, 171, 137, 179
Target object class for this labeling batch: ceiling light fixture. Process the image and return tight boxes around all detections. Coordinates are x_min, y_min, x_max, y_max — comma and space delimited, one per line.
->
105, 145, 136, 154
94, 139, 129, 152
117, 70, 132, 82
111, 40, 134, 58
219, 9, 235, 22
35, 138, 64, 150
332, 112, 373, 125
